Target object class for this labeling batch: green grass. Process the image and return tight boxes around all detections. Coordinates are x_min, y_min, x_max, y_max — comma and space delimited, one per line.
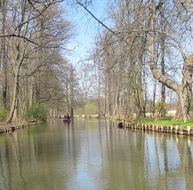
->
133, 117, 193, 128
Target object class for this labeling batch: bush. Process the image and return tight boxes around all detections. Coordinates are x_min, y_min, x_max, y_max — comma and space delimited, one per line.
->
36, 106, 47, 122
0, 107, 7, 121
154, 102, 167, 117
26, 103, 47, 122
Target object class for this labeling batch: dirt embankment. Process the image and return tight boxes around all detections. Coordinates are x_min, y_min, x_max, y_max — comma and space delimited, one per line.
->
0, 120, 44, 135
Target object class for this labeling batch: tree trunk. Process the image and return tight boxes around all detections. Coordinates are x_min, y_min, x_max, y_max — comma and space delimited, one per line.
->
152, 78, 157, 116
160, 8, 166, 117
179, 62, 192, 121
6, 64, 20, 123
0, 0, 8, 108
6, 40, 25, 123
179, 91, 191, 122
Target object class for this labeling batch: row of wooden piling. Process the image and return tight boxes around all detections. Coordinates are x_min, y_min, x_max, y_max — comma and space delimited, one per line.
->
123, 123, 193, 136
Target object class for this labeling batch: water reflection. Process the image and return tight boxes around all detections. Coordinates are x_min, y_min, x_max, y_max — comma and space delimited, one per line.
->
0, 119, 193, 190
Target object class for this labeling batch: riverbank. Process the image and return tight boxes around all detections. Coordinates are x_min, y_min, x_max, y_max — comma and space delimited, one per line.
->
119, 122, 193, 136
0, 120, 45, 135
133, 118, 193, 128
112, 117, 193, 136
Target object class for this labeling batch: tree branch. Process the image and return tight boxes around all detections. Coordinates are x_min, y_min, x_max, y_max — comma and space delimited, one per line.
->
76, 1, 118, 36
0, 34, 39, 46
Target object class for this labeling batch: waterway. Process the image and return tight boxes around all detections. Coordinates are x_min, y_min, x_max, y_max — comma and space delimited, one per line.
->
0, 119, 193, 190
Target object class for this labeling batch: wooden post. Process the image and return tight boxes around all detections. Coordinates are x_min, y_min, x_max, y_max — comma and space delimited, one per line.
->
175, 126, 178, 134
187, 126, 190, 135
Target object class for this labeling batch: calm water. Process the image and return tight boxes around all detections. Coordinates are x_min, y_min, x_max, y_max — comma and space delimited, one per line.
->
0, 119, 193, 190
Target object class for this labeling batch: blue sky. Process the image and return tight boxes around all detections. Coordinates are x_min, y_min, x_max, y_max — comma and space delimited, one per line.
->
65, 0, 109, 66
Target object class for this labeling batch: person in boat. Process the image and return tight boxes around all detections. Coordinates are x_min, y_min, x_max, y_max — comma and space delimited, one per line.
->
64, 113, 71, 121
117, 120, 124, 128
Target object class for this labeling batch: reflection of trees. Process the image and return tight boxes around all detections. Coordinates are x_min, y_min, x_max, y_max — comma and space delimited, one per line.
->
0, 120, 193, 190
0, 139, 9, 190
104, 127, 147, 190
103, 128, 193, 190
0, 121, 82, 190
0, 131, 36, 190
145, 134, 193, 190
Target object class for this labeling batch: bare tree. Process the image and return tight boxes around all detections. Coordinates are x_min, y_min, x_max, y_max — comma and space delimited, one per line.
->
0, 0, 72, 123
77, 0, 193, 122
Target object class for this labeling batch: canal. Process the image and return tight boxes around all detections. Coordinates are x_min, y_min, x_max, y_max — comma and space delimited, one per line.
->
0, 119, 193, 190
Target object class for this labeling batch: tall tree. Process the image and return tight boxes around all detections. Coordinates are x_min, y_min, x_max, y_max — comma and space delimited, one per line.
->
148, 0, 193, 121
0, 0, 9, 108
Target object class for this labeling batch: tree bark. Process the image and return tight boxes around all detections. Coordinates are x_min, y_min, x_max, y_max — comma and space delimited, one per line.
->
6, 63, 20, 123
6, 39, 26, 123
179, 60, 192, 121
0, 0, 8, 108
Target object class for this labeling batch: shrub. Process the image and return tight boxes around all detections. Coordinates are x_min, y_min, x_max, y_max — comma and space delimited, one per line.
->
154, 102, 167, 117
26, 103, 47, 121
0, 107, 7, 121
36, 106, 47, 122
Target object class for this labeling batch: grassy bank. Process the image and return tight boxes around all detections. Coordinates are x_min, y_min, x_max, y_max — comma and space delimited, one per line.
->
132, 118, 193, 128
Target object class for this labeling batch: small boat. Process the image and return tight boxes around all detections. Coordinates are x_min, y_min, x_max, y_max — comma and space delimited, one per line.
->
63, 118, 71, 122
63, 114, 71, 122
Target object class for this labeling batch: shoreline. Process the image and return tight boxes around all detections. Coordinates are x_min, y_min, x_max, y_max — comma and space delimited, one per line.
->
0, 120, 45, 135
119, 122, 193, 136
